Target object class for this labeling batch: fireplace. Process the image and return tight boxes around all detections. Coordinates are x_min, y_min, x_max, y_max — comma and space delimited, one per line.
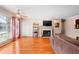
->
42, 30, 51, 37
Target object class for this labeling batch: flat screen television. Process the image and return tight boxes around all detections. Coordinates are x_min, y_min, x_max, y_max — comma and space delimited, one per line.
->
43, 20, 52, 26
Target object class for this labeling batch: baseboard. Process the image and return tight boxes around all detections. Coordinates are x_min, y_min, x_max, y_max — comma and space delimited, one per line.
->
0, 39, 13, 47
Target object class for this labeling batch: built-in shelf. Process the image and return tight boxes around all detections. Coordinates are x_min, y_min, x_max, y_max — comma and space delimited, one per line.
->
33, 23, 39, 37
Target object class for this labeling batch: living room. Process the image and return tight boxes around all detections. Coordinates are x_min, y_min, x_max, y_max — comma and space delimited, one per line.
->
0, 5, 79, 54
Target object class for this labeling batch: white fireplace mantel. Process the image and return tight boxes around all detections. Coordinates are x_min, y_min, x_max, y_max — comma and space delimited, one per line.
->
39, 26, 53, 37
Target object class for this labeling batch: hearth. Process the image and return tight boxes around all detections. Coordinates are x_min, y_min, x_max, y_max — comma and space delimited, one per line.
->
42, 30, 51, 37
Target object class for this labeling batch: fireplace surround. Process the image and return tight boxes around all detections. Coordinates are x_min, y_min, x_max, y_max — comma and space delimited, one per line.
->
41, 27, 53, 37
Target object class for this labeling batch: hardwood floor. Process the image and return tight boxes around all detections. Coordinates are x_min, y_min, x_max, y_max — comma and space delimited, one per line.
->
0, 37, 55, 54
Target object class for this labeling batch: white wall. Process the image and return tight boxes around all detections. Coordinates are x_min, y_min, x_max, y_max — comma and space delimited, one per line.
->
21, 16, 53, 36
22, 15, 79, 38
21, 16, 62, 36
65, 15, 79, 39
22, 17, 32, 36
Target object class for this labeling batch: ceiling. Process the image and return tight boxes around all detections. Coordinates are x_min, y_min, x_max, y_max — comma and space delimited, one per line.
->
2, 5, 79, 19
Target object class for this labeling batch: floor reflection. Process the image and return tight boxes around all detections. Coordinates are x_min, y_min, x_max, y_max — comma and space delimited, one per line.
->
0, 37, 55, 54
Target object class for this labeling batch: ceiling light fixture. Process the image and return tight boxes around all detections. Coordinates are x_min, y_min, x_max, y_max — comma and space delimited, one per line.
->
16, 9, 22, 18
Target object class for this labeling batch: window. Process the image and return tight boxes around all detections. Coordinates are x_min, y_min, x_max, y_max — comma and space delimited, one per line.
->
0, 15, 8, 34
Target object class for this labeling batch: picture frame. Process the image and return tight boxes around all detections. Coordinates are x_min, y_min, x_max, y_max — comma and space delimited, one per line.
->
55, 22, 59, 28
